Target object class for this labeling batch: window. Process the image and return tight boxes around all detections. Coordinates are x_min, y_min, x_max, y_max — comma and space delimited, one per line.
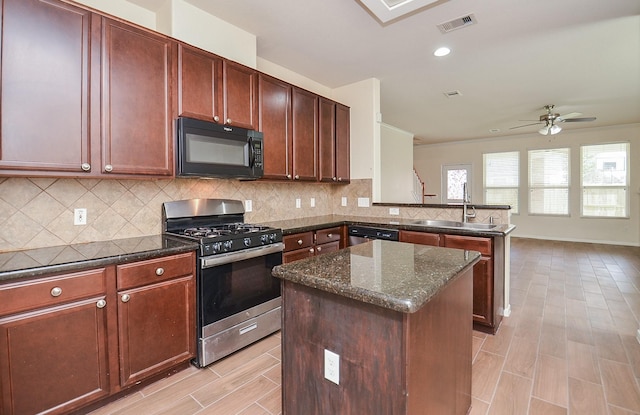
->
483, 151, 519, 214
581, 142, 629, 218
442, 164, 471, 203
528, 148, 570, 215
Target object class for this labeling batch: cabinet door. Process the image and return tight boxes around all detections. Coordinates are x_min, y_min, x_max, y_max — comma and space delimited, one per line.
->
0, 0, 91, 175
472, 257, 493, 326
318, 98, 336, 182
177, 44, 222, 122
335, 103, 350, 183
117, 275, 195, 387
259, 74, 292, 180
100, 18, 174, 177
291, 87, 318, 181
283, 247, 315, 263
0, 298, 110, 415
400, 230, 440, 246
222, 60, 258, 130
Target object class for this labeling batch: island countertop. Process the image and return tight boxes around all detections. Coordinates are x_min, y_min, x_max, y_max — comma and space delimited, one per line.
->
272, 239, 480, 313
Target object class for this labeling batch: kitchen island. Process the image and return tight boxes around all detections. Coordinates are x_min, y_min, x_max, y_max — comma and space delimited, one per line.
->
272, 240, 480, 415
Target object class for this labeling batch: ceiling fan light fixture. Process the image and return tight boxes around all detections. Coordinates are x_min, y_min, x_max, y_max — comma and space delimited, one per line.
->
538, 124, 562, 136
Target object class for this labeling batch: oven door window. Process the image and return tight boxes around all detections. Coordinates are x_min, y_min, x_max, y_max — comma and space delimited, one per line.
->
200, 252, 281, 326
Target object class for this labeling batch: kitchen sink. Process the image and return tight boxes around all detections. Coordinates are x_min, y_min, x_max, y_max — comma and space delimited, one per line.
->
410, 219, 497, 230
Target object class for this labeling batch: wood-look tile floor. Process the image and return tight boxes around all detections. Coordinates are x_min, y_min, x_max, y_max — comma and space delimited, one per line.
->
89, 237, 640, 415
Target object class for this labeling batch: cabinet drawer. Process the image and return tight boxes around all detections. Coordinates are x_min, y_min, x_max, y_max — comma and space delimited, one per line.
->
117, 252, 195, 290
443, 235, 492, 256
316, 227, 342, 245
400, 230, 440, 246
315, 241, 340, 255
283, 232, 314, 252
0, 268, 107, 317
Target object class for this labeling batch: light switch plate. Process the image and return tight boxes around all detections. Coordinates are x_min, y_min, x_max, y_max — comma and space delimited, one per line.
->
341, 197, 347, 207
295, 198, 301, 208
324, 349, 340, 385
310, 197, 315, 208
357, 197, 370, 207
389, 207, 400, 215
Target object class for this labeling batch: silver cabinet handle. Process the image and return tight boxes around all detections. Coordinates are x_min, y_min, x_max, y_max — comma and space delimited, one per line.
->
213, 115, 220, 122
105, 164, 113, 172
316, 246, 322, 252
309, 248, 315, 253
338, 177, 343, 182
327, 234, 333, 238
286, 174, 292, 179
96, 299, 106, 308
294, 175, 300, 180
81, 163, 91, 171
332, 177, 337, 181
50, 287, 62, 297
226, 118, 232, 124
297, 239, 303, 245
121, 294, 130, 303
155, 267, 164, 276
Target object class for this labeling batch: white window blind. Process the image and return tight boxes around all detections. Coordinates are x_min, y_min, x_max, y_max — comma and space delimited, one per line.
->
483, 151, 519, 213
581, 142, 629, 218
528, 148, 569, 215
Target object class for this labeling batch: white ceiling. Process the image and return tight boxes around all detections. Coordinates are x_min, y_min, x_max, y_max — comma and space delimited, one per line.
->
132, 0, 640, 145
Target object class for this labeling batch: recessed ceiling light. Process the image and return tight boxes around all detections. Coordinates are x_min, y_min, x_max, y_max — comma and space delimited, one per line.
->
434, 47, 450, 57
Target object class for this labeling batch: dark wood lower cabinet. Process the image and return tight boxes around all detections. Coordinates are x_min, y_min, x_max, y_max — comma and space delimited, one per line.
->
281, 265, 473, 414
0, 297, 110, 415
283, 227, 344, 263
0, 252, 196, 415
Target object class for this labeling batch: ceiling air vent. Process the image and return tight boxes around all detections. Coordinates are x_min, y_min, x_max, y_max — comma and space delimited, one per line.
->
437, 14, 477, 33
443, 90, 462, 98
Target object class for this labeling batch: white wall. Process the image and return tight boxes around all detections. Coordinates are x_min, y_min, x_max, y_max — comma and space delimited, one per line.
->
414, 123, 640, 246
73, 0, 157, 29
333, 78, 380, 183
380, 123, 415, 203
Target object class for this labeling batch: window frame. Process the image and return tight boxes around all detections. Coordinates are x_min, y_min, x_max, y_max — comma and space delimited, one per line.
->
580, 142, 630, 219
527, 147, 571, 216
441, 164, 472, 204
483, 151, 520, 214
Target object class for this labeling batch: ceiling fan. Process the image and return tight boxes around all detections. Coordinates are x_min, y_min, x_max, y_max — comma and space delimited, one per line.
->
510, 104, 596, 136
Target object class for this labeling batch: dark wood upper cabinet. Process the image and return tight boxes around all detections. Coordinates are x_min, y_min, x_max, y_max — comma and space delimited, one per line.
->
100, 18, 175, 177
335, 103, 350, 183
291, 87, 318, 181
259, 74, 292, 180
222, 60, 258, 130
178, 46, 257, 130
318, 98, 336, 182
0, 0, 92, 174
177, 44, 222, 122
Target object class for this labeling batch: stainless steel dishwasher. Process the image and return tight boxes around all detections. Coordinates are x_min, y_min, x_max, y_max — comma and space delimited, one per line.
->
347, 225, 400, 246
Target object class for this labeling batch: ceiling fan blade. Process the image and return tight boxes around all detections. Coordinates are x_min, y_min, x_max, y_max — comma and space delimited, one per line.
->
559, 117, 596, 123
509, 122, 542, 130
557, 112, 582, 120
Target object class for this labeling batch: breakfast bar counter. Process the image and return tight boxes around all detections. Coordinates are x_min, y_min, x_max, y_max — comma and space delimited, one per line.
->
272, 240, 480, 415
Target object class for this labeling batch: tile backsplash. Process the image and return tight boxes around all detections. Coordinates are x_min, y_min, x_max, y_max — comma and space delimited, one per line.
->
0, 177, 509, 252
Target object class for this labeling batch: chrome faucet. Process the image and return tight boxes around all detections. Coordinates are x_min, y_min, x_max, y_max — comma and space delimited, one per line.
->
462, 183, 476, 223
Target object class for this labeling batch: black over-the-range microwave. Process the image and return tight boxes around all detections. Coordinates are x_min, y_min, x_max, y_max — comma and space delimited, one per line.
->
176, 117, 264, 180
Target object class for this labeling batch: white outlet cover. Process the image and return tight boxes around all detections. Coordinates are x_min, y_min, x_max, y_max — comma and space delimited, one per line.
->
295, 198, 301, 208
244, 200, 253, 212
341, 197, 347, 207
324, 349, 340, 385
310, 197, 315, 208
74, 208, 87, 225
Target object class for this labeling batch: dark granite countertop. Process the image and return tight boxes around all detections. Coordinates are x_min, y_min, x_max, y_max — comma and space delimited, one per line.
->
272, 239, 480, 313
0, 235, 198, 284
259, 214, 516, 237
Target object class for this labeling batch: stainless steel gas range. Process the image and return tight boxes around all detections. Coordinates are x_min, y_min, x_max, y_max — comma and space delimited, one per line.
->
162, 199, 283, 367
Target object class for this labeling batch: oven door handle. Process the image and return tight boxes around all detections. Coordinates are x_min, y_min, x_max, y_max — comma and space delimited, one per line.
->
201, 242, 285, 268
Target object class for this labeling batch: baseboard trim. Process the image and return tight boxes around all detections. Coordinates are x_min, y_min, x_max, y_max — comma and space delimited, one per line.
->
502, 304, 511, 317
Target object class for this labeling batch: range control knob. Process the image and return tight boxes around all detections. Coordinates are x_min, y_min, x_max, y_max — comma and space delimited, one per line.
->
223, 240, 233, 250
260, 234, 269, 244
211, 242, 222, 253
243, 237, 252, 247
269, 233, 277, 242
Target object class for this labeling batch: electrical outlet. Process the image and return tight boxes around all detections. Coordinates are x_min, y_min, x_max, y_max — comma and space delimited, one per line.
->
341, 197, 347, 207
310, 197, 316, 208
389, 207, 400, 215
324, 349, 340, 385
295, 198, 301, 208
74, 208, 87, 225
357, 197, 370, 207
245, 200, 253, 212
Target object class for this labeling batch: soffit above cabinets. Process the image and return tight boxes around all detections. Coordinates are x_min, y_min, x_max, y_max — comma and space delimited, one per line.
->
356, 0, 444, 23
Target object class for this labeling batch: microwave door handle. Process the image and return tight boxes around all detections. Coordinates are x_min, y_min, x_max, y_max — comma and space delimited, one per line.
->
248, 137, 256, 168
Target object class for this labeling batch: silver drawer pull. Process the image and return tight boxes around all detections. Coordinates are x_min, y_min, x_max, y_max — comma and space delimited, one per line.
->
239, 323, 257, 335
96, 299, 106, 309
309, 248, 315, 253
213, 115, 220, 122
104, 164, 113, 172
327, 233, 333, 238
155, 267, 164, 276
297, 239, 303, 245
121, 294, 131, 303
50, 287, 62, 297
316, 246, 322, 252
81, 163, 91, 171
